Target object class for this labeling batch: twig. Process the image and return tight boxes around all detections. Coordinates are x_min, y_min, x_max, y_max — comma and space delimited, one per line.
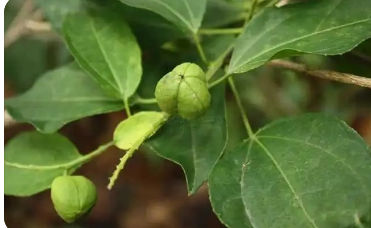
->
269, 60, 371, 89
193, 33, 208, 64
228, 77, 255, 138
4, 5, 44, 48
5, 0, 34, 47
198, 28, 242, 35
276, 0, 291, 7
25, 20, 52, 32
206, 42, 234, 81
245, 0, 259, 23
4, 110, 18, 127
6, 0, 34, 31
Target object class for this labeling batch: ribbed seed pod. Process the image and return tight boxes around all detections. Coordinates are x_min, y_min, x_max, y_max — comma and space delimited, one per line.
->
155, 62, 211, 119
51, 175, 97, 223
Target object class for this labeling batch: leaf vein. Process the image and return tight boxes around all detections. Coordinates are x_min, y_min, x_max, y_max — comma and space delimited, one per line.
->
150, 0, 194, 32
5, 161, 71, 170
254, 139, 319, 228
90, 20, 124, 98
314, 0, 343, 32
257, 135, 371, 204
181, 0, 196, 31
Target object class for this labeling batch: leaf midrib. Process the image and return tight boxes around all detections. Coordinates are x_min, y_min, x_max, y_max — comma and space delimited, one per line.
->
7, 105, 122, 122
90, 19, 125, 98
182, 0, 195, 29
149, 0, 195, 32
313, 0, 342, 32
5, 161, 73, 170
7, 97, 120, 103
257, 135, 371, 204
64, 19, 120, 95
242, 138, 319, 228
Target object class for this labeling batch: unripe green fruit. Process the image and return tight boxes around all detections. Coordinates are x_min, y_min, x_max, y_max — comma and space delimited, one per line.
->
155, 62, 211, 119
51, 175, 97, 223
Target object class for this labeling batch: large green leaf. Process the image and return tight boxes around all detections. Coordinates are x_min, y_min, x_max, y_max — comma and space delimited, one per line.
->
63, 10, 142, 100
5, 64, 124, 133
145, 84, 227, 194
228, 0, 371, 74
5, 132, 82, 196
209, 114, 371, 228
118, 0, 207, 34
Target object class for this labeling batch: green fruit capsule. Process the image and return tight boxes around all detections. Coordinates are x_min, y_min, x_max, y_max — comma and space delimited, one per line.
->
51, 175, 97, 223
155, 62, 211, 120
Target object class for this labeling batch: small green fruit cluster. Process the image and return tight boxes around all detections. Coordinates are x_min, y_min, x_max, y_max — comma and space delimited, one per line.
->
51, 175, 97, 223
155, 63, 211, 119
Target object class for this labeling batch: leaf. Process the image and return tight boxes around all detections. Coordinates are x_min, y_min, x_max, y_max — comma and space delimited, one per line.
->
202, 0, 244, 28
63, 10, 142, 99
35, 0, 85, 31
209, 114, 371, 228
5, 64, 124, 133
114, 111, 168, 150
208, 141, 254, 228
145, 84, 227, 194
5, 131, 82, 196
118, 0, 207, 34
122, 5, 186, 48
331, 38, 371, 78
228, 0, 371, 74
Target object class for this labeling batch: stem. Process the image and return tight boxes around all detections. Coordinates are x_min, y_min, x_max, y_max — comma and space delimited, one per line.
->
107, 113, 170, 190
206, 0, 258, 86
25, 20, 52, 32
135, 97, 157, 105
4, 110, 17, 127
269, 60, 371, 89
5, 6, 44, 48
228, 77, 255, 139
76, 141, 115, 166
107, 142, 138, 190
208, 72, 232, 88
193, 33, 208, 64
245, 0, 259, 24
354, 214, 365, 228
206, 43, 235, 81
198, 28, 243, 35
5, 141, 115, 170
124, 98, 132, 116
4, 0, 34, 48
